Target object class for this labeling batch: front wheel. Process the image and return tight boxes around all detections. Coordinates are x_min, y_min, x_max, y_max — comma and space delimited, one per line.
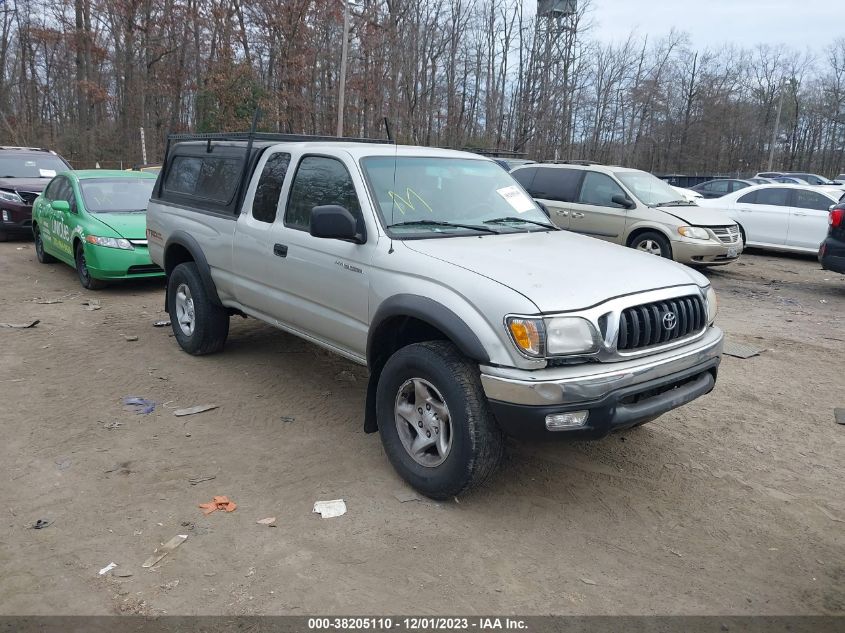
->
630, 231, 672, 259
34, 226, 57, 263
75, 242, 107, 289
376, 341, 504, 499
167, 262, 229, 355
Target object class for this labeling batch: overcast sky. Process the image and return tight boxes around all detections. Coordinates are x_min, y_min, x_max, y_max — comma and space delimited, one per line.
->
586, 0, 827, 52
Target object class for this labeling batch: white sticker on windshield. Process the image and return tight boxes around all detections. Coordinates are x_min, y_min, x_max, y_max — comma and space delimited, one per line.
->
496, 185, 535, 213
39, 169, 57, 178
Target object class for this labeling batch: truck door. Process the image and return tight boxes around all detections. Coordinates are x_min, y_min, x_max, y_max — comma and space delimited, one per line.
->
267, 154, 373, 358
232, 151, 292, 317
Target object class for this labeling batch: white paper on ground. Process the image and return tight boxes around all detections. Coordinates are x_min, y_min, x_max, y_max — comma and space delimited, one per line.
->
98, 562, 118, 575
496, 185, 535, 213
313, 499, 347, 518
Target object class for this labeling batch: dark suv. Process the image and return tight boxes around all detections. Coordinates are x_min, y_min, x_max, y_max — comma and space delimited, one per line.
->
0, 146, 71, 241
819, 201, 845, 274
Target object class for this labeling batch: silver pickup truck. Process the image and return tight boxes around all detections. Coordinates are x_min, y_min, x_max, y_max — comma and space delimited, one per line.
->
147, 132, 723, 499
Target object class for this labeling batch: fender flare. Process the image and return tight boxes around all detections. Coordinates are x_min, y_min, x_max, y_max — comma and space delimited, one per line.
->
367, 294, 490, 367
363, 294, 490, 433
164, 231, 223, 307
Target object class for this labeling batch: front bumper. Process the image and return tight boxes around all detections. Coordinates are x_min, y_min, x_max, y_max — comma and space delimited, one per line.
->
481, 325, 723, 439
673, 239, 742, 266
0, 202, 34, 237
83, 243, 164, 280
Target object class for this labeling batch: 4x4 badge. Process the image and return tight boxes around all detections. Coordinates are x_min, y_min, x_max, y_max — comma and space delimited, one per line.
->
662, 312, 677, 330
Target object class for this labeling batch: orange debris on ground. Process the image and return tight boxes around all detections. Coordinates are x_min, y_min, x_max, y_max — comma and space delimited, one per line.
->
198, 495, 237, 515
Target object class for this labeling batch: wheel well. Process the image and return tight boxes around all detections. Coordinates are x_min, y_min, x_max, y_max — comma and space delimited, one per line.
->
164, 243, 195, 276
363, 316, 451, 433
626, 227, 670, 248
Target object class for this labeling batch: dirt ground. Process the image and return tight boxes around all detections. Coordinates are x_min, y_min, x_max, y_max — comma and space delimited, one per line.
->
0, 240, 842, 616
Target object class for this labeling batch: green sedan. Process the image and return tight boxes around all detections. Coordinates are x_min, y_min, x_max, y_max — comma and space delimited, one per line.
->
31, 170, 164, 289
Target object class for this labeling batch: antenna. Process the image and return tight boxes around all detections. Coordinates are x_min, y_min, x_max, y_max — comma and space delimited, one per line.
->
384, 118, 393, 142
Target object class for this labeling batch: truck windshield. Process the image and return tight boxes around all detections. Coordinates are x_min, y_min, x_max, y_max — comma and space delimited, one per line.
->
614, 170, 690, 206
79, 178, 156, 213
0, 155, 69, 179
361, 156, 551, 236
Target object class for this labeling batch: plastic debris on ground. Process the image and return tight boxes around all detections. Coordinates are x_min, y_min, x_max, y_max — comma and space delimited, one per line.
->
55, 457, 71, 470
34, 298, 63, 304
153, 320, 171, 327
187, 475, 216, 486
98, 562, 117, 576
280, 416, 295, 423
835, 408, 845, 425
174, 404, 219, 417
199, 495, 237, 515
723, 341, 763, 359
123, 396, 156, 415
0, 320, 39, 329
31, 519, 52, 529
81, 299, 101, 311
124, 335, 139, 342
394, 490, 422, 503
313, 499, 347, 518
256, 517, 277, 527
142, 534, 188, 568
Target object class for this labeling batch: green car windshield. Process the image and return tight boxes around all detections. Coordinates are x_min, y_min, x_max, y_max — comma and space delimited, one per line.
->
79, 178, 156, 213
360, 156, 551, 236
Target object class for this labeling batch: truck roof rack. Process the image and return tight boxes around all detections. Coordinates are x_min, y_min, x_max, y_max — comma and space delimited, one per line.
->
167, 131, 393, 145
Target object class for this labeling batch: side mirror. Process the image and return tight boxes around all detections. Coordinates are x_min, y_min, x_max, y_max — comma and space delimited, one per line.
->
536, 201, 550, 218
310, 205, 363, 242
51, 200, 70, 213
611, 194, 635, 209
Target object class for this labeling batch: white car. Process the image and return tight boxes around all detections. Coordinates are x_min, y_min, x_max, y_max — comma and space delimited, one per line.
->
671, 185, 703, 201
699, 184, 840, 253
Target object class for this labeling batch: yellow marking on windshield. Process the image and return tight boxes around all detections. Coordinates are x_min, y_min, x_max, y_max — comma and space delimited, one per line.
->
388, 188, 433, 215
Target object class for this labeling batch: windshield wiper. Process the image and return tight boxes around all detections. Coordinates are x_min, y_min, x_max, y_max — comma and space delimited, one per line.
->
386, 220, 500, 234
484, 216, 557, 230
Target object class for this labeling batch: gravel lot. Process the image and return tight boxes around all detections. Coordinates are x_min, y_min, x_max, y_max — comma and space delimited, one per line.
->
0, 241, 842, 616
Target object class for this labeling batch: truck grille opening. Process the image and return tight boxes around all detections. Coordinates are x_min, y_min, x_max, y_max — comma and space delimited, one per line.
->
710, 225, 741, 244
617, 295, 705, 351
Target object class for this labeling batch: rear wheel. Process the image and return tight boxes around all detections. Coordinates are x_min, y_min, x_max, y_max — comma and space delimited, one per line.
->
376, 341, 504, 499
167, 262, 229, 355
75, 241, 107, 289
34, 226, 57, 263
630, 231, 672, 259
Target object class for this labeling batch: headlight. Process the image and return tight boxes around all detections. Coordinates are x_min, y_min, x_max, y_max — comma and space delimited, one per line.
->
545, 317, 600, 355
705, 286, 717, 323
678, 226, 710, 240
506, 317, 545, 357
85, 235, 134, 250
0, 190, 23, 204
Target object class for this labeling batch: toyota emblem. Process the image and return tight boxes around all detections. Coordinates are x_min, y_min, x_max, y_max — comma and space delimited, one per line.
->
662, 311, 677, 330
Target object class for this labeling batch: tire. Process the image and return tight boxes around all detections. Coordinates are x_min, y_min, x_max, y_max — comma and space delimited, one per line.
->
167, 262, 229, 355
75, 241, 107, 289
34, 226, 57, 263
630, 231, 672, 259
376, 340, 504, 500
0, 231, 7, 242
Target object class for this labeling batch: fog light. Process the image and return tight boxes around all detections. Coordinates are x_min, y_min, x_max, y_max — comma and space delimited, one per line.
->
545, 411, 589, 431
1, 210, 8, 222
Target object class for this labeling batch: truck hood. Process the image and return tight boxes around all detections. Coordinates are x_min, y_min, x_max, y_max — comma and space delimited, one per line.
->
90, 212, 148, 239
0, 178, 49, 192
404, 230, 707, 313
654, 204, 734, 227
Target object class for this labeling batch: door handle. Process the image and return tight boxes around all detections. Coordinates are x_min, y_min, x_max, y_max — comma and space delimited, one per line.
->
793, 212, 808, 216
571, 212, 585, 219
273, 243, 288, 258
555, 209, 569, 217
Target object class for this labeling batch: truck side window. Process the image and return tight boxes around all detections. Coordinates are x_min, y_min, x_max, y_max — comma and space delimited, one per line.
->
252, 153, 291, 223
165, 155, 241, 204
285, 156, 362, 231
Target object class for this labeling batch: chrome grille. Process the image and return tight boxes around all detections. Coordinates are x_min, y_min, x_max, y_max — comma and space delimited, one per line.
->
711, 225, 741, 244
17, 191, 39, 205
617, 295, 705, 351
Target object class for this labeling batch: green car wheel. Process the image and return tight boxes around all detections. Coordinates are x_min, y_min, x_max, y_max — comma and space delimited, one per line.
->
75, 242, 107, 290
